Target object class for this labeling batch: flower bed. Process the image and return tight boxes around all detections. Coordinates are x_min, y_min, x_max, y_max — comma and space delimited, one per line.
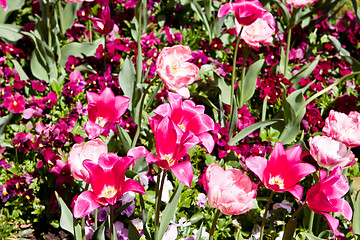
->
1, 0, 360, 239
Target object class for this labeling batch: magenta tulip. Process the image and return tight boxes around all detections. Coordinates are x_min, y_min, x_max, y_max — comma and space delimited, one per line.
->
306, 167, 352, 235
85, 87, 130, 139
156, 45, 199, 98
67, 138, 108, 183
309, 135, 356, 171
151, 92, 215, 153
146, 116, 200, 188
0, 0, 7, 11
73, 153, 145, 218
203, 164, 257, 215
245, 142, 316, 200
323, 110, 360, 148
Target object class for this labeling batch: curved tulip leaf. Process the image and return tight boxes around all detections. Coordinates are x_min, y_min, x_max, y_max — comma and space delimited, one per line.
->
119, 58, 135, 110
55, 191, 76, 236
243, 59, 264, 104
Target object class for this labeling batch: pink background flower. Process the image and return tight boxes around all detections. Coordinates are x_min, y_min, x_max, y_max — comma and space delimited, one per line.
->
241, 18, 275, 48
286, 0, 317, 8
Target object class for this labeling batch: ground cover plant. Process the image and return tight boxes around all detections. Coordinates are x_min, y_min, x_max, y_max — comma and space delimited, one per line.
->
1, 0, 360, 239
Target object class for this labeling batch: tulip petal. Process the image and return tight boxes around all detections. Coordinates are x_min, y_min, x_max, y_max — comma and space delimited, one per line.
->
85, 120, 105, 139
73, 190, 101, 218
128, 146, 150, 160
154, 117, 178, 157
322, 212, 340, 233
287, 184, 303, 201
330, 198, 353, 221
218, 3, 233, 18
119, 179, 146, 196
170, 160, 193, 188
245, 156, 267, 182
197, 132, 215, 153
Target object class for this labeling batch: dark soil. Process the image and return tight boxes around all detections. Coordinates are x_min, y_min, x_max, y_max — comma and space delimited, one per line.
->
19, 223, 72, 240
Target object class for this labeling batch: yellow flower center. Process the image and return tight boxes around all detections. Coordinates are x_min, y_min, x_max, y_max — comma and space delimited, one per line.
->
13, 101, 18, 106
164, 154, 175, 167
269, 176, 285, 189
101, 186, 117, 199
178, 124, 186, 132
96, 116, 107, 127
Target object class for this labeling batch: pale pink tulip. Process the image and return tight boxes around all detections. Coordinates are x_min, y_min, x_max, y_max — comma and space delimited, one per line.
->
323, 110, 360, 148
73, 153, 145, 218
0, 0, 7, 11
286, 0, 317, 7
309, 135, 356, 171
67, 138, 107, 183
245, 142, 316, 200
151, 92, 215, 153
306, 167, 352, 235
146, 116, 200, 188
203, 164, 257, 215
241, 18, 275, 48
86, 87, 130, 139
156, 45, 199, 98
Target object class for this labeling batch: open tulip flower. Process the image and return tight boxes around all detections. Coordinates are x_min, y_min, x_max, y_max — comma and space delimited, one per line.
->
73, 153, 145, 218
203, 164, 257, 215
152, 92, 215, 153
245, 142, 316, 200
146, 116, 200, 188
306, 167, 352, 235
322, 110, 360, 148
85, 87, 130, 139
156, 45, 199, 98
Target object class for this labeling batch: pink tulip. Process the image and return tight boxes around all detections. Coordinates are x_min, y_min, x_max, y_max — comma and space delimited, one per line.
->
309, 135, 356, 171
286, 0, 317, 8
151, 92, 215, 153
306, 167, 352, 235
203, 164, 257, 215
85, 87, 130, 139
323, 110, 360, 148
245, 142, 316, 200
73, 153, 145, 218
241, 18, 275, 48
156, 45, 199, 98
67, 138, 108, 183
146, 116, 200, 188
0, 0, 7, 11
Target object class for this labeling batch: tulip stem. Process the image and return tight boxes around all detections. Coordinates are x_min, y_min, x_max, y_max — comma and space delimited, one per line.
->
308, 207, 315, 233
209, 209, 221, 240
110, 205, 114, 240
154, 170, 167, 240
81, 217, 85, 240
259, 191, 274, 240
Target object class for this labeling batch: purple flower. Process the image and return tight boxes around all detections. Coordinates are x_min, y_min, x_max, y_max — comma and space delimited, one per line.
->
196, 193, 207, 208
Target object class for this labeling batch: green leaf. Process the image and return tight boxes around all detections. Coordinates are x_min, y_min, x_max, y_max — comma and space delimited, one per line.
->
277, 43, 287, 76
92, 221, 106, 240
272, 0, 290, 26
54, 192, 75, 236
328, 35, 360, 71
190, 0, 212, 41
228, 119, 283, 146
156, 183, 185, 240
243, 59, 265, 103
216, 74, 231, 105
30, 50, 49, 82
190, 212, 204, 224
0, 112, 13, 135
283, 217, 297, 240
60, 2, 82, 35
119, 58, 136, 110
228, 96, 237, 139
195, 221, 204, 240
0, 0, 25, 24
11, 59, 29, 81
116, 124, 132, 153
0, 24, 23, 42
290, 57, 319, 89
59, 38, 105, 66
352, 191, 360, 234
128, 221, 141, 240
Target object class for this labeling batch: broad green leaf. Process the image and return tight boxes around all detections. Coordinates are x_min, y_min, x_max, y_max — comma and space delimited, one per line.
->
11, 59, 29, 81
54, 191, 75, 235
116, 124, 132, 153
190, 0, 212, 41
59, 38, 105, 66
243, 59, 265, 103
128, 221, 141, 240
92, 221, 106, 240
228, 96, 237, 139
290, 57, 319, 89
0, 0, 25, 24
195, 221, 204, 240
352, 191, 360, 234
190, 212, 204, 224
277, 43, 287, 76
0, 24, 23, 42
0, 112, 13, 135
156, 183, 185, 240
283, 217, 297, 240
228, 119, 283, 146
216, 74, 231, 105
60, 2, 82, 35
30, 50, 49, 82
328, 35, 360, 71
119, 58, 136, 110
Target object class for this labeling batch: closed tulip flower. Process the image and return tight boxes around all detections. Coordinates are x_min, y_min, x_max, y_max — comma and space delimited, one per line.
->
203, 164, 257, 215
309, 135, 356, 171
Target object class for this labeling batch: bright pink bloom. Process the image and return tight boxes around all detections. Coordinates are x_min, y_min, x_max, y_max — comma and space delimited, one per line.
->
309, 135, 356, 171
203, 164, 257, 215
73, 153, 145, 218
306, 167, 352, 235
156, 45, 199, 98
145, 116, 199, 188
151, 92, 215, 153
245, 142, 316, 200
91, 6, 114, 35
0, 0, 7, 11
67, 138, 108, 183
323, 110, 360, 148
4, 92, 26, 113
218, 0, 268, 26
286, 0, 317, 7
86, 87, 130, 139
241, 18, 275, 48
